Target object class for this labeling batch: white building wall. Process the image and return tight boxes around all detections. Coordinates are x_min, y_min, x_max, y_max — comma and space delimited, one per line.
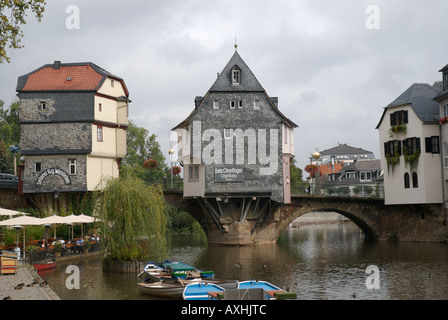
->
378, 104, 442, 205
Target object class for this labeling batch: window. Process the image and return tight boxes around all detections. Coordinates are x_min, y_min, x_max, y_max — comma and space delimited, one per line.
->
425, 136, 440, 154
443, 104, 448, 118
224, 128, 233, 139
238, 100, 243, 108
99, 103, 102, 112
40, 101, 46, 111
213, 101, 219, 109
360, 171, 372, 182
111, 79, 114, 88
404, 173, 410, 188
412, 172, 418, 188
254, 101, 260, 110
97, 126, 103, 142
189, 165, 199, 182
402, 137, 420, 155
69, 159, 77, 175
384, 140, 401, 157
232, 68, 240, 85
284, 127, 288, 144
35, 162, 41, 172
230, 101, 236, 109
390, 110, 408, 126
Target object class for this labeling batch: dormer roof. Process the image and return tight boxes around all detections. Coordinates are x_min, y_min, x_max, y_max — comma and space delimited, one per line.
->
208, 51, 265, 92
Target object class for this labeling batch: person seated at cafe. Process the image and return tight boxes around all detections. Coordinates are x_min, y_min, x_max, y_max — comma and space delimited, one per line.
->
76, 238, 84, 253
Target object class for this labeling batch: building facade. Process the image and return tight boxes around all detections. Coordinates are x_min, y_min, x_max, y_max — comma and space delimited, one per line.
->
16, 61, 130, 208
434, 64, 448, 215
377, 82, 442, 205
173, 49, 297, 205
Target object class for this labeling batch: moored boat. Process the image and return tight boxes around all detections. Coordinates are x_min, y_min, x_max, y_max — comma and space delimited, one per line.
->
137, 281, 185, 299
34, 260, 56, 272
183, 282, 225, 300
238, 280, 296, 300
139, 260, 215, 283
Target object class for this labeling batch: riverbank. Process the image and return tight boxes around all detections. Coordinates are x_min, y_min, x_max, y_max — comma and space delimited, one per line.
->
0, 265, 60, 300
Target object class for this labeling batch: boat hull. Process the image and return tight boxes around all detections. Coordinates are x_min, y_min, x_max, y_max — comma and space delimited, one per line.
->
137, 282, 184, 299
34, 261, 56, 272
183, 283, 225, 300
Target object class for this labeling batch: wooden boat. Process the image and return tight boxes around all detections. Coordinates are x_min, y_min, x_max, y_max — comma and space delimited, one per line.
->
34, 260, 56, 272
183, 282, 225, 300
138, 278, 238, 299
137, 281, 185, 299
140, 261, 215, 283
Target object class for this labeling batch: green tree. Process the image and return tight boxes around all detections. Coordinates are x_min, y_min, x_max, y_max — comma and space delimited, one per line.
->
95, 171, 168, 262
0, 100, 20, 173
290, 159, 303, 193
123, 121, 168, 183
0, 0, 46, 63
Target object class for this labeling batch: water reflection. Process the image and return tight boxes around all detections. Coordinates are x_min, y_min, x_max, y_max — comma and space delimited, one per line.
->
40, 222, 448, 300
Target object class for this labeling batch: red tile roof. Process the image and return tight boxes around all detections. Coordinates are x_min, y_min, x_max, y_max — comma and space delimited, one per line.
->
318, 162, 344, 174
22, 64, 103, 91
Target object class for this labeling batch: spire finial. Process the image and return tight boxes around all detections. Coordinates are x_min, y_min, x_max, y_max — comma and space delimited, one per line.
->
234, 35, 238, 51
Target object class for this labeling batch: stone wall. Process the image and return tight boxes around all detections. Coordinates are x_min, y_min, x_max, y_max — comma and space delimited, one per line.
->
23, 155, 88, 193
21, 122, 92, 155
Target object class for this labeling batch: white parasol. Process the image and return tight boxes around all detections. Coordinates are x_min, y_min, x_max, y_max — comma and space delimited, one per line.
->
0, 207, 27, 217
65, 214, 100, 239
40, 214, 69, 239
0, 215, 43, 258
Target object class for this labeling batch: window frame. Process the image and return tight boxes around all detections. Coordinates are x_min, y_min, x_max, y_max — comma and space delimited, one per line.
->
213, 101, 219, 109
412, 172, 418, 188
232, 68, 240, 85
404, 172, 410, 189
188, 165, 199, 182
254, 100, 260, 110
35, 162, 42, 173
69, 159, 77, 175
97, 125, 103, 142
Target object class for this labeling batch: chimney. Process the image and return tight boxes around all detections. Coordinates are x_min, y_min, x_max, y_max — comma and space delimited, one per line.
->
54, 61, 61, 69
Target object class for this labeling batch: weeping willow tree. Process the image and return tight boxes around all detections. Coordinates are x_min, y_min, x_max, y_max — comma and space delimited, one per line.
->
94, 172, 168, 262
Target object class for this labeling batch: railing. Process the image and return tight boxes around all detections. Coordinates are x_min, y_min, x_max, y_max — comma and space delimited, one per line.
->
26, 240, 101, 265
145, 178, 183, 191
291, 181, 384, 199
151, 177, 384, 199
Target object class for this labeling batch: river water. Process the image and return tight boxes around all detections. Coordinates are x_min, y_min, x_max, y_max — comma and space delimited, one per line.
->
39, 221, 448, 300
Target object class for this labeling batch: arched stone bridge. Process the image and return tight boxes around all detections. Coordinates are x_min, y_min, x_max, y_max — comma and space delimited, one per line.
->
165, 191, 447, 245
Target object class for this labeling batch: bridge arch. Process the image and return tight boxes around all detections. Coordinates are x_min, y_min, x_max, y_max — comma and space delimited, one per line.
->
275, 196, 383, 241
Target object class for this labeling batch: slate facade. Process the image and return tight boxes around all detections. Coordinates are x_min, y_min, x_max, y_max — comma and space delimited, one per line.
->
173, 49, 297, 204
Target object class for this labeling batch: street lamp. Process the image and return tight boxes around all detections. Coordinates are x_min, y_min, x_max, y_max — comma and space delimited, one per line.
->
168, 148, 174, 189
9, 145, 20, 176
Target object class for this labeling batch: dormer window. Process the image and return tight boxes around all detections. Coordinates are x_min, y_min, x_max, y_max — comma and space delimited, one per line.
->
231, 66, 241, 85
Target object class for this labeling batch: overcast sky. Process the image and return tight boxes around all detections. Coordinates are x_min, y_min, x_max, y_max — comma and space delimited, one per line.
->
1, 0, 447, 172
